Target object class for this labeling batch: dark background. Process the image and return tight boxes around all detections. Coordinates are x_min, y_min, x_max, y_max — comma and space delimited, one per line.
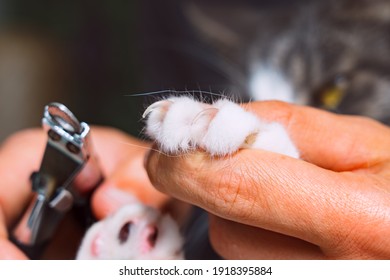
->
0, 0, 232, 259
0, 0, 231, 142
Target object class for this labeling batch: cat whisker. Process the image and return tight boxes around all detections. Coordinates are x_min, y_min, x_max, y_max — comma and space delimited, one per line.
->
124, 89, 232, 101
113, 139, 186, 158
123, 90, 178, 97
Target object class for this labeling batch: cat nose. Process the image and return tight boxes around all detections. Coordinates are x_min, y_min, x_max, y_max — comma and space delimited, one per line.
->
146, 225, 158, 248
140, 224, 159, 254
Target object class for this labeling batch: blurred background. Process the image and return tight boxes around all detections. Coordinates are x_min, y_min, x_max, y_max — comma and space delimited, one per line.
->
0, 0, 231, 259
0, 0, 228, 142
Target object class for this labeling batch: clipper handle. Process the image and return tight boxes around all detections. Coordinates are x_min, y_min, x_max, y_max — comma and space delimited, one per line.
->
10, 103, 103, 259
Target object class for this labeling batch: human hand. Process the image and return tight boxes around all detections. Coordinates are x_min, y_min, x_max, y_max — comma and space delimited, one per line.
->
0, 126, 168, 259
145, 101, 390, 259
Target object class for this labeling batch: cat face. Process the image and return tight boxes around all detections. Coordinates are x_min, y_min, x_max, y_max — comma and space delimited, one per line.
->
76, 204, 184, 260
184, 0, 390, 124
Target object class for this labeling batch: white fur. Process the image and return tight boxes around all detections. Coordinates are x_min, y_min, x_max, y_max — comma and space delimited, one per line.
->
77, 204, 184, 260
249, 66, 295, 103
202, 99, 261, 156
154, 97, 210, 153
252, 122, 299, 158
78, 97, 299, 260
144, 97, 299, 158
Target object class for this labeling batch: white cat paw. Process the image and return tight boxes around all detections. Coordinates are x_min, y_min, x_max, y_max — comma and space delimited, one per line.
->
143, 97, 299, 158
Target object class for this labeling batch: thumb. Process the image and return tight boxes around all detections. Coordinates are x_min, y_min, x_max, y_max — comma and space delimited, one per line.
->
0, 239, 28, 260
0, 208, 27, 259
91, 137, 169, 220
145, 101, 390, 252
244, 101, 390, 171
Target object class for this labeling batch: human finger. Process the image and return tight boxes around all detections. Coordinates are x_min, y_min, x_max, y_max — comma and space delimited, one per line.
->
0, 129, 45, 226
88, 127, 170, 219
0, 126, 165, 235
0, 239, 28, 259
0, 126, 137, 225
146, 137, 390, 257
91, 148, 169, 220
208, 215, 324, 260
0, 202, 27, 259
244, 101, 390, 171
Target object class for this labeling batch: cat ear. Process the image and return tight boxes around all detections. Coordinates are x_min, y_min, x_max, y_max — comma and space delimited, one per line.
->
184, 1, 261, 53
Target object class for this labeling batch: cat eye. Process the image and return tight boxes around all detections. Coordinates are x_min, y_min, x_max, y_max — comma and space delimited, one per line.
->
118, 222, 133, 244
313, 74, 349, 111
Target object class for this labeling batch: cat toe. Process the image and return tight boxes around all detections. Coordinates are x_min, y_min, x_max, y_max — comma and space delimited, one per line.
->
201, 100, 261, 156
144, 97, 212, 153
143, 97, 299, 158
143, 99, 174, 139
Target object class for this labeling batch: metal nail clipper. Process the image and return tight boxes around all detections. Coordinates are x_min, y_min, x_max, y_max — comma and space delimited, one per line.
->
10, 103, 103, 259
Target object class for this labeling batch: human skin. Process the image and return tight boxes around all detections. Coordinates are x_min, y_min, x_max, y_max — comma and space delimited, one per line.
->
0, 127, 168, 259
1, 101, 390, 259
144, 101, 390, 259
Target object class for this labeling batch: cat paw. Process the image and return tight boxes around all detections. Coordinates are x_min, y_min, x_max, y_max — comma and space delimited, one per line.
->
143, 96, 299, 158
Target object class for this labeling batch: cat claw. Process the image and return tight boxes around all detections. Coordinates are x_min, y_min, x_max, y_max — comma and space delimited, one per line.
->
191, 107, 219, 125
142, 99, 174, 119
143, 97, 299, 158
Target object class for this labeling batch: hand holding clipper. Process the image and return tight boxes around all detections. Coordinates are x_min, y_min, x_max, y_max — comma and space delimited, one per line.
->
11, 103, 103, 259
